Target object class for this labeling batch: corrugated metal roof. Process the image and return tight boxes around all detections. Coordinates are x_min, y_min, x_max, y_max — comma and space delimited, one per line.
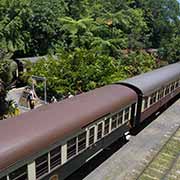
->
16, 56, 47, 63
119, 62, 180, 96
0, 85, 137, 171
15, 55, 58, 63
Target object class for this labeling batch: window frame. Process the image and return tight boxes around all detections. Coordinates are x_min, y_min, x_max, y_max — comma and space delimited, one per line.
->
175, 80, 179, 88
77, 131, 87, 153
88, 126, 96, 146
35, 153, 49, 179
142, 97, 149, 112
50, 146, 61, 171
111, 113, 118, 130
97, 121, 103, 141
124, 106, 131, 123
104, 117, 110, 136
170, 82, 175, 92
157, 88, 164, 100
117, 110, 123, 126
165, 85, 170, 95
150, 92, 157, 105
9, 165, 28, 180
67, 137, 77, 160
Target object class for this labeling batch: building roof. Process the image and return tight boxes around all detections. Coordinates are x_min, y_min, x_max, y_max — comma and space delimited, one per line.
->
15, 55, 58, 64
0, 84, 137, 172
15, 56, 47, 64
119, 62, 180, 96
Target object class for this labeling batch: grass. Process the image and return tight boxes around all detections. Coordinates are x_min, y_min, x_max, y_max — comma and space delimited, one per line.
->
138, 128, 180, 180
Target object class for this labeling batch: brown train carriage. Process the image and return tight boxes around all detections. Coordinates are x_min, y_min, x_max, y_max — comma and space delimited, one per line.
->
118, 62, 180, 127
0, 85, 137, 180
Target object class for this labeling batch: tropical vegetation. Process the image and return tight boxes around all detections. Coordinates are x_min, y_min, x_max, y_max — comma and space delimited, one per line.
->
0, 0, 180, 117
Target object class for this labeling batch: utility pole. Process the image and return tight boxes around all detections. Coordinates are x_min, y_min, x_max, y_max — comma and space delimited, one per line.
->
31, 75, 47, 104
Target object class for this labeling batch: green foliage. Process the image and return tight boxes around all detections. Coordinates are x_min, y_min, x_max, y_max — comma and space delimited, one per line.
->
136, 0, 180, 48
0, 0, 32, 53
64, 0, 90, 19
0, 0, 67, 56
1, 0, 180, 57
0, 52, 19, 119
0, 0, 180, 106
0, 52, 16, 86
0, 79, 7, 119
59, 17, 95, 50
28, 0, 67, 55
27, 48, 157, 99
120, 51, 157, 76
28, 49, 122, 98
160, 36, 180, 63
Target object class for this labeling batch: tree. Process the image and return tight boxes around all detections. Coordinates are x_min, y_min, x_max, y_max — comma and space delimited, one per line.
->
59, 17, 94, 50
27, 48, 123, 99
135, 0, 180, 48
160, 35, 180, 63
0, 0, 32, 53
90, 37, 119, 57
120, 51, 157, 76
27, 0, 67, 55
64, 0, 90, 19
0, 51, 19, 119
0, 51, 17, 85
108, 9, 148, 49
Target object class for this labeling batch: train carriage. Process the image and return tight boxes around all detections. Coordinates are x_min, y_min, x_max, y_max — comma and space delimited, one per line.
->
0, 85, 137, 180
118, 62, 180, 127
0, 62, 179, 180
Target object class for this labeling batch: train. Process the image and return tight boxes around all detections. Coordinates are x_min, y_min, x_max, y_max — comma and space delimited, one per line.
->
0, 62, 179, 180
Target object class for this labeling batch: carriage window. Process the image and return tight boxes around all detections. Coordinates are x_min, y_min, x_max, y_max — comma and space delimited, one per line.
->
144, 98, 149, 110
9, 165, 27, 180
150, 92, 157, 105
97, 122, 103, 140
158, 89, 164, 100
67, 137, 77, 159
111, 114, 117, 130
165, 85, 170, 95
175, 81, 179, 88
117, 111, 123, 126
50, 146, 61, 170
0, 177, 6, 180
124, 107, 130, 121
89, 127, 95, 146
78, 132, 86, 153
35, 153, 48, 179
170, 83, 175, 92
104, 118, 110, 135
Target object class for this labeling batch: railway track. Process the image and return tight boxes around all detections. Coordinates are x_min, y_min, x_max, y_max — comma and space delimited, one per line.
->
136, 126, 180, 180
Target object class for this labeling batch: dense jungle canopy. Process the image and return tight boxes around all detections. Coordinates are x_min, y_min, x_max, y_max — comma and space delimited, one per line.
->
0, 0, 179, 58
0, 0, 180, 117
